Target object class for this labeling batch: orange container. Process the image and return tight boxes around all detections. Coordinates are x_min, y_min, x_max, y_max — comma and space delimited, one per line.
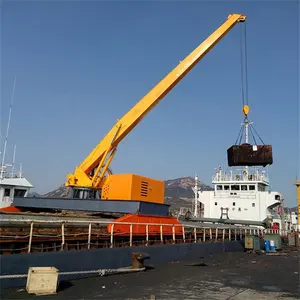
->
107, 214, 183, 236
101, 174, 164, 204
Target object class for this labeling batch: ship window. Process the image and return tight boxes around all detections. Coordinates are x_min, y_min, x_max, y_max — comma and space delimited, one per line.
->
238, 207, 241, 211
249, 185, 255, 191
241, 185, 247, 191
233, 202, 236, 206
73, 189, 97, 199
4, 188, 10, 197
217, 185, 223, 190
252, 203, 255, 207
14, 189, 27, 197
258, 184, 266, 191
231, 185, 240, 191
275, 195, 280, 200
224, 185, 230, 190
215, 202, 217, 206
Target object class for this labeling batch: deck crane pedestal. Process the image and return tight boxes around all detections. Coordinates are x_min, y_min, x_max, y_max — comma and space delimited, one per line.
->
64, 14, 247, 235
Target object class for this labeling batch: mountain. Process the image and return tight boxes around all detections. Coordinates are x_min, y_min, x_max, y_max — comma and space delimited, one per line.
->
165, 177, 213, 198
163, 177, 213, 214
43, 185, 70, 198
27, 191, 41, 197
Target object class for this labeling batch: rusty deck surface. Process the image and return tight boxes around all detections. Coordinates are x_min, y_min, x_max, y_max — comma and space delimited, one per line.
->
1, 248, 299, 299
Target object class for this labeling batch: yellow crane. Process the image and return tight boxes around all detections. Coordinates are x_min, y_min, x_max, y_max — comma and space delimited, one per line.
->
66, 14, 247, 203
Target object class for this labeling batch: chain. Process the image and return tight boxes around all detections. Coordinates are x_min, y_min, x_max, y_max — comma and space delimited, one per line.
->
0, 267, 145, 280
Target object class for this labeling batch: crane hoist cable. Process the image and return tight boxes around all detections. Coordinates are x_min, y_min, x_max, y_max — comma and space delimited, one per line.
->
240, 21, 249, 109
234, 22, 265, 146
234, 125, 244, 145
227, 19, 273, 168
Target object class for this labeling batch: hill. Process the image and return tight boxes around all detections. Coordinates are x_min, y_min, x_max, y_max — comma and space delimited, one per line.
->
164, 176, 213, 198
163, 177, 213, 214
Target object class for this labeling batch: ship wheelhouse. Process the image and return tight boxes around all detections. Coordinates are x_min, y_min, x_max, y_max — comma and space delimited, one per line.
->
196, 166, 283, 226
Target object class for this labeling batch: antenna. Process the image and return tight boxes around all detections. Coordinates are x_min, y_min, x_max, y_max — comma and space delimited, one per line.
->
0, 76, 16, 180
11, 144, 16, 178
19, 163, 23, 178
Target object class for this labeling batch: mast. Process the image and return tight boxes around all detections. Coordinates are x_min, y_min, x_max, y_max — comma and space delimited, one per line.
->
0, 76, 16, 180
193, 174, 199, 217
19, 163, 23, 178
11, 144, 16, 178
242, 105, 250, 177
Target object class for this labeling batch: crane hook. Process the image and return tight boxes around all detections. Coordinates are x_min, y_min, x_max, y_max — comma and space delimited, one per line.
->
243, 105, 249, 116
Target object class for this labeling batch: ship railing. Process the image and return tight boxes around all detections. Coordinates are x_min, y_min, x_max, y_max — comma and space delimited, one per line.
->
212, 174, 269, 183
0, 218, 288, 255
267, 211, 280, 219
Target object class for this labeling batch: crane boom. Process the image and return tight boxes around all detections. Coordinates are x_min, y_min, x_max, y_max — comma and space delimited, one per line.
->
66, 13, 246, 191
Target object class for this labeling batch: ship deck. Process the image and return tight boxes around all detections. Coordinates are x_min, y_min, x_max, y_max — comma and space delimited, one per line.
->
2, 247, 299, 299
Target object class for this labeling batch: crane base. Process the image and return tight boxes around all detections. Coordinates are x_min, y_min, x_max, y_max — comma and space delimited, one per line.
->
12, 197, 170, 216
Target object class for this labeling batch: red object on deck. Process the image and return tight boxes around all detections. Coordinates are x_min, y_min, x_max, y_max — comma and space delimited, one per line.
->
107, 214, 183, 236
0, 206, 22, 213
272, 223, 279, 229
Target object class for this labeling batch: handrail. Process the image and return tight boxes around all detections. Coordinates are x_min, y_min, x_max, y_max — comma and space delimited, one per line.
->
0, 218, 286, 255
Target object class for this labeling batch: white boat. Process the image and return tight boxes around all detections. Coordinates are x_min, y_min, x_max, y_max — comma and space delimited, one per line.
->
0, 78, 33, 212
0, 162, 33, 211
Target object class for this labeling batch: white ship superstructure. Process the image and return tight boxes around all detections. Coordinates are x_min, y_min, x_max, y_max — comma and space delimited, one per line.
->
0, 163, 33, 209
197, 166, 283, 226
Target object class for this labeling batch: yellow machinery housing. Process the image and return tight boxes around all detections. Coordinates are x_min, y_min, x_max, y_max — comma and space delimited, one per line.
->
101, 174, 165, 204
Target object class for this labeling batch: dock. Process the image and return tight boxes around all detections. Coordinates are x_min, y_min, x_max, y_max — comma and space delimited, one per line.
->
1, 247, 299, 299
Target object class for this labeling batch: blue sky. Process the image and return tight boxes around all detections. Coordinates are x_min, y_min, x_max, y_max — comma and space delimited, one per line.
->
0, 1, 299, 206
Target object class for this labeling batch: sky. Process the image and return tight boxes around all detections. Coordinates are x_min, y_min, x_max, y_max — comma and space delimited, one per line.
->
0, 0, 299, 207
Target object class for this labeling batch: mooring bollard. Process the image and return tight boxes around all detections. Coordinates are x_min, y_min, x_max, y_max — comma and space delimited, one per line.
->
132, 252, 150, 269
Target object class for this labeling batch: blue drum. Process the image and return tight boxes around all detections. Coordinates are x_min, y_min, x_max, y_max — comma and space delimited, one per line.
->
264, 240, 270, 252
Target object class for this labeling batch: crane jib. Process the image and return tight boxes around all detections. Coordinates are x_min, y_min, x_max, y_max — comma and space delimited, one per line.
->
66, 14, 247, 199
